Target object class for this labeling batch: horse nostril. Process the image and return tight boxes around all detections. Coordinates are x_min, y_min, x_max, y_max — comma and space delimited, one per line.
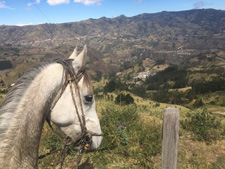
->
85, 95, 93, 102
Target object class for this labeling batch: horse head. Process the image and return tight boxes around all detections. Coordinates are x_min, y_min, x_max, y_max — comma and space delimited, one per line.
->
49, 46, 102, 150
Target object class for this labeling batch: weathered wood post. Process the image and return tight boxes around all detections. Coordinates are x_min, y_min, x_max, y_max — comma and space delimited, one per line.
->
161, 107, 179, 169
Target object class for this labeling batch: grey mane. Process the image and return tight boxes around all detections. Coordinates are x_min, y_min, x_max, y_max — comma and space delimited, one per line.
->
0, 58, 72, 142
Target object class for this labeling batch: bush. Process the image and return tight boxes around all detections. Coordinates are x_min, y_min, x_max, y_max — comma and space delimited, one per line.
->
193, 98, 204, 108
97, 105, 162, 168
115, 93, 134, 105
130, 85, 147, 98
100, 105, 138, 149
103, 79, 127, 94
103, 80, 116, 93
181, 109, 223, 143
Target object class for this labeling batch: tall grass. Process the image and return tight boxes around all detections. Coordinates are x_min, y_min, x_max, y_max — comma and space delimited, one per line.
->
181, 108, 224, 144
92, 104, 162, 168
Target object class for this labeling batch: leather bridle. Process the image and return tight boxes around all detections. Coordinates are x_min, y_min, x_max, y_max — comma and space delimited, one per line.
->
39, 59, 103, 168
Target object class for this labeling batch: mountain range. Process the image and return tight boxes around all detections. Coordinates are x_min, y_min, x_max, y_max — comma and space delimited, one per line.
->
0, 9, 225, 79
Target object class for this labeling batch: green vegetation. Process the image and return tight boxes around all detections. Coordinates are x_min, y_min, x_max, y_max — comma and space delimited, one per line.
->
1, 57, 225, 169
181, 109, 224, 144
115, 93, 134, 105
191, 78, 225, 94
0, 60, 13, 70
37, 97, 225, 168
142, 66, 225, 108
1, 82, 224, 168
92, 104, 162, 168
145, 66, 188, 90
103, 79, 127, 94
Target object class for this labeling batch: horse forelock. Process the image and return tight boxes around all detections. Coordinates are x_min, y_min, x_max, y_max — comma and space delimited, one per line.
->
81, 69, 93, 94
55, 58, 92, 93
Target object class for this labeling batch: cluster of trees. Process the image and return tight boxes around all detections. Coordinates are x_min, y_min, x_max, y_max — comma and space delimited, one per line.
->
115, 93, 134, 105
103, 79, 127, 93
92, 71, 102, 82
0, 60, 13, 70
191, 78, 225, 94
98, 65, 225, 107
145, 66, 188, 90
103, 78, 146, 98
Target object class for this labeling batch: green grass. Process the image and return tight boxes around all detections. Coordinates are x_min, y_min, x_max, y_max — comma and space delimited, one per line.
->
181, 108, 224, 144
37, 95, 225, 168
90, 102, 162, 168
1, 85, 224, 168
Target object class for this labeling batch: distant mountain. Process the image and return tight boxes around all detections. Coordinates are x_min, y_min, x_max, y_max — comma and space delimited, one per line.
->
0, 9, 225, 71
1, 9, 225, 49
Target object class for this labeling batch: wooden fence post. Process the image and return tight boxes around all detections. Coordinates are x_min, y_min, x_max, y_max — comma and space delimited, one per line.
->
161, 107, 179, 169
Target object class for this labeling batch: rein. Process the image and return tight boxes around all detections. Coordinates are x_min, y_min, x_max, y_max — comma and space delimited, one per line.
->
39, 60, 103, 168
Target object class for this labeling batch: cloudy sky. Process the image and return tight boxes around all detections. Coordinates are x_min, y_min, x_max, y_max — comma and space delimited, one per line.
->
0, 0, 225, 26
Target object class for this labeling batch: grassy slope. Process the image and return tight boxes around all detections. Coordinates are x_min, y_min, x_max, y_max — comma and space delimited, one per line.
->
0, 87, 224, 168
1, 64, 225, 168
37, 95, 224, 169
93, 97, 224, 169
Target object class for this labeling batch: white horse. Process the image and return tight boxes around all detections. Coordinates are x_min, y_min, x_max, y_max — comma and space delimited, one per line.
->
0, 46, 102, 169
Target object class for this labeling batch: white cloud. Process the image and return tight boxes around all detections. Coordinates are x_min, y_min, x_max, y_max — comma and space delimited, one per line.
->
16, 23, 33, 27
46, 0, 102, 6
193, 1, 212, 9
0, 1, 14, 9
133, 0, 142, 4
27, 0, 41, 7
74, 0, 103, 6
47, 0, 70, 6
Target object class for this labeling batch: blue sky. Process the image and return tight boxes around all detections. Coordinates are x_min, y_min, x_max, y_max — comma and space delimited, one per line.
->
0, 0, 225, 26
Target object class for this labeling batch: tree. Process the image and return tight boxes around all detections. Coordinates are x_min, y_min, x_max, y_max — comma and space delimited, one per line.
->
130, 85, 146, 98
94, 71, 102, 82
103, 80, 116, 94
115, 93, 134, 105
193, 98, 204, 108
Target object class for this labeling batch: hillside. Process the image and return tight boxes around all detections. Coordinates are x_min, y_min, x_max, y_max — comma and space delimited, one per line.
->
1, 9, 225, 50
1, 9, 225, 85
0, 9, 225, 69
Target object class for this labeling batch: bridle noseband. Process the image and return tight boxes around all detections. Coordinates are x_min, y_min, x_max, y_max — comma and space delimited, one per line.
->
40, 59, 103, 168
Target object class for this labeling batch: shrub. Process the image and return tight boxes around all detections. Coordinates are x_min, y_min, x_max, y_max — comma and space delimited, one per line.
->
193, 98, 204, 108
100, 105, 138, 149
98, 105, 162, 168
115, 93, 134, 105
181, 109, 223, 143
154, 102, 160, 107
130, 85, 147, 98
103, 80, 116, 93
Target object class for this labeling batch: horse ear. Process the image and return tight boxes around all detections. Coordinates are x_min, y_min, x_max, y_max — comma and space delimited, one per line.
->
72, 45, 87, 71
69, 46, 78, 59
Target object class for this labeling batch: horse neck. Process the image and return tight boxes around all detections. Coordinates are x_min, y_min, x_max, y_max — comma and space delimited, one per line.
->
0, 63, 64, 168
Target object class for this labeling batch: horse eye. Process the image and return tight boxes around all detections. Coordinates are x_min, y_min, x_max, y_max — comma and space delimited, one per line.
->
84, 95, 93, 102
